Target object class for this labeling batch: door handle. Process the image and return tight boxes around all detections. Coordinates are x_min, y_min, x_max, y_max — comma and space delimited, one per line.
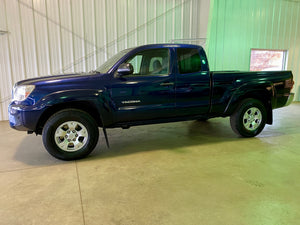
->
160, 82, 174, 86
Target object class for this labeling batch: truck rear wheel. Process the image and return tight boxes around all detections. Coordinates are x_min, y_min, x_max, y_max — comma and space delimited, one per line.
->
230, 98, 267, 137
42, 109, 99, 160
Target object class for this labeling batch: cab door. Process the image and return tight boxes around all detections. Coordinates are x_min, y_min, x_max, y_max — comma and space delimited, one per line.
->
174, 48, 211, 116
108, 48, 176, 122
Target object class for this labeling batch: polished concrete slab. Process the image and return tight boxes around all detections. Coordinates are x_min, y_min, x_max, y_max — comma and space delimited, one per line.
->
0, 102, 299, 225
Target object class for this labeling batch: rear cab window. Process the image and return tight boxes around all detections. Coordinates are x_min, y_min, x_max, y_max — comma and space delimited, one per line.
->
177, 48, 202, 74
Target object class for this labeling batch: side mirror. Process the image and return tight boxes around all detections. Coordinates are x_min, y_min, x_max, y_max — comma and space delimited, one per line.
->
117, 63, 133, 76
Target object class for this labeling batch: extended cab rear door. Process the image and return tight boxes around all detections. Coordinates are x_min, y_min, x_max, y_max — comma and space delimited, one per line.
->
174, 47, 211, 116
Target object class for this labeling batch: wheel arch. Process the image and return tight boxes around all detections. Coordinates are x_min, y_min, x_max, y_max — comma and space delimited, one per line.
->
225, 88, 275, 125
36, 101, 103, 135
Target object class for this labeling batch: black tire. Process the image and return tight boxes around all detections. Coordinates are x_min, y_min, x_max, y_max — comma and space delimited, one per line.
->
42, 109, 99, 160
230, 98, 267, 137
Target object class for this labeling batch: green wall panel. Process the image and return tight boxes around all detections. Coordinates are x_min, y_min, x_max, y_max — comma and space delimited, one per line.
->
207, 0, 300, 101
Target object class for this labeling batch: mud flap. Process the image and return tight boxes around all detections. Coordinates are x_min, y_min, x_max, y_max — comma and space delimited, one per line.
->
102, 126, 110, 148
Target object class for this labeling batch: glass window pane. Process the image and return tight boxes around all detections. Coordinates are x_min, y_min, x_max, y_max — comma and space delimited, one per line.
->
126, 49, 170, 76
177, 48, 201, 74
128, 55, 142, 74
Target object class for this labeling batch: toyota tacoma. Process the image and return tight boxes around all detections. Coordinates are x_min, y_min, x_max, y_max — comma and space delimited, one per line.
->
8, 44, 294, 160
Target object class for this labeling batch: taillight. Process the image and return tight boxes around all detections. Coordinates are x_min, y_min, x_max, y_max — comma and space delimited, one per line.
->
284, 79, 294, 89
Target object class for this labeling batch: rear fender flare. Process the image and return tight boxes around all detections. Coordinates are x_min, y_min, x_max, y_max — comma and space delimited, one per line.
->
224, 82, 276, 124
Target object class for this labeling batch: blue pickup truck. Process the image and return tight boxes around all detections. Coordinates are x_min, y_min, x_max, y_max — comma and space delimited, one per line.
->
9, 44, 294, 160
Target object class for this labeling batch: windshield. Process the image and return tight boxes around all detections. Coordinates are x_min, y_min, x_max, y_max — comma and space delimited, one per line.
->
96, 48, 132, 73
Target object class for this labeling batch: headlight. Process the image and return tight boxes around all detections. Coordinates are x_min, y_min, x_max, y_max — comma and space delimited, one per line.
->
13, 85, 35, 102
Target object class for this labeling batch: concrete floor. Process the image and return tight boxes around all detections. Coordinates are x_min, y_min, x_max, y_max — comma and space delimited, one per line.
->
0, 103, 299, 225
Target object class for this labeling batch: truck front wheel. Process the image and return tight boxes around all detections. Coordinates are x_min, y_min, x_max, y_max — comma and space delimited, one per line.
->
42, 109, 99, 160
230, 98, 267, 137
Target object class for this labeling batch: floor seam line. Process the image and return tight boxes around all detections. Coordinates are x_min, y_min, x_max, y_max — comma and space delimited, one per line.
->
76, 161, 86, 225
0, 163, 70, 174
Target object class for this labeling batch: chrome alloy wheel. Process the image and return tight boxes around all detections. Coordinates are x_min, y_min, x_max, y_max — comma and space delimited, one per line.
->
54, 121, 88, 152
242, 107, 262, 131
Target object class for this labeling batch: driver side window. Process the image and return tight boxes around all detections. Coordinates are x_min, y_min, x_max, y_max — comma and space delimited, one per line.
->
128, 55, 142, 75
126, 48, 170, 76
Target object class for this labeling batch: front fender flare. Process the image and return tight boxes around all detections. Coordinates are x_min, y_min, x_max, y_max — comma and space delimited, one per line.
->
35, 89, 113, 127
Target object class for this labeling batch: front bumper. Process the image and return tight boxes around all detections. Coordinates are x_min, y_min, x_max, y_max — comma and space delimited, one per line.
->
8, 103, 42, 131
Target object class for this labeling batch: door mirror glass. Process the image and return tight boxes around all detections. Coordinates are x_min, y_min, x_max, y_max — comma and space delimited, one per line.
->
117, 63, 134, 76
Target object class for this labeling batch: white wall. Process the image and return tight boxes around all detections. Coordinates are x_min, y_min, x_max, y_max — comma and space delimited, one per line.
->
0, 0, 210, 121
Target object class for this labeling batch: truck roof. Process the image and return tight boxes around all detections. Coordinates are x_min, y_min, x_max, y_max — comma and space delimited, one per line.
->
132, 43, 204, 51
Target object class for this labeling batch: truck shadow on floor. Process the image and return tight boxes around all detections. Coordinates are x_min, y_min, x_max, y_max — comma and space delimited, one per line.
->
88, 118, 250, 160
15, 117, 290, 165
14, 134, 68, 166
14, 118, 239, 165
